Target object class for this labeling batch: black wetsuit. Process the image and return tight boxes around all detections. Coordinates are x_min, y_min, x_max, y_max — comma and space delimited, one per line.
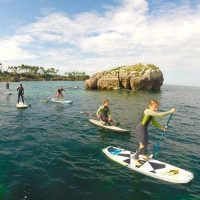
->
17, 86, 24, 103
6, 83, 9, 90
6, 83, 10, 93
134, 108, 171, 159
135, 112, 152, 159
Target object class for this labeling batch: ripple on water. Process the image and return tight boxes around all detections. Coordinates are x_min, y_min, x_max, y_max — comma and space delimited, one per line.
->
0, 82, 200, 200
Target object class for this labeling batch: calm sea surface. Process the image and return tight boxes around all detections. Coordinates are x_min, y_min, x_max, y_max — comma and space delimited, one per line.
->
0, 81, 199, 200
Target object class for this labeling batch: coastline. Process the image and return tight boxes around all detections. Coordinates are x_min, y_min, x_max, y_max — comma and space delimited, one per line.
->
0, 73, 89, 82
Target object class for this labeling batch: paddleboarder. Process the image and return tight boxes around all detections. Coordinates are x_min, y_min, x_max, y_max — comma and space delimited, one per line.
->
56, 87, 64, 100
96, 99, 112, 125
134, 99, 176, 167
6, 82, 10, 93
17, 84, 24, 104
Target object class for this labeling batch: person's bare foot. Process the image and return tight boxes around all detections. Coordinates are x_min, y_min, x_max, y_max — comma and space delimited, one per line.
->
134, 159, 142, 167
139, 155, 148, 161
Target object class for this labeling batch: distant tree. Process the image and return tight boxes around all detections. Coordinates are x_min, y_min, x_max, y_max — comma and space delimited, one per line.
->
39, 67, 45, 74
19, 64, 28, 73
8, 66, 18, 73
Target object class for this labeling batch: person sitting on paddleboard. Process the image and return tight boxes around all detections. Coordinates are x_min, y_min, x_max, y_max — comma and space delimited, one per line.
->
56, 87, 64, 99
96, 99, 112, 126
6, 82, 10, 93
134, 99, 176, 167
17, 84, 24, 104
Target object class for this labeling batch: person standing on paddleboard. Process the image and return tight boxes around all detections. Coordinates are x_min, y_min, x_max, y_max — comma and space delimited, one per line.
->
134, 99, 176, 167
96, 99, 112, 126
17, 84, 24, 104
6, 82, 10, 93
56, 87, 64, 100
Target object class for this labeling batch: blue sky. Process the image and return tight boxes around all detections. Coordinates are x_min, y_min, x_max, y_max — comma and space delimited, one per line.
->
0, 0, 200, 86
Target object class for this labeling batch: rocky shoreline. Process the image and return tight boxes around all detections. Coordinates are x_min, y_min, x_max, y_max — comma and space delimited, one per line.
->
85, 64, 164, 91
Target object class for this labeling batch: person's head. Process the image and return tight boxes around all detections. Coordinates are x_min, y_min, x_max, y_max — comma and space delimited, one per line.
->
103, 99, 109, 107
20, 84, 22, 87
149, 99, 159, 111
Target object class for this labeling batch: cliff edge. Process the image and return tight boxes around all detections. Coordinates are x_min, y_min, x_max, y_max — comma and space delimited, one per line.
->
85, 64, 164, 91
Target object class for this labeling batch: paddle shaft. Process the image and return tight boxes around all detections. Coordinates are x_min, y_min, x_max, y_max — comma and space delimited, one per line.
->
23, 96, 31, 107
157, 113, 172, 142
153, 114, 173, 155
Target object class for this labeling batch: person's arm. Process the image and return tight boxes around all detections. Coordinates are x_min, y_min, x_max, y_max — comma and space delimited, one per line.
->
151, 117, 163, 129
108, 109, 112, 119
96, 106, 103, 118
144, 109, 173, 117
22, 88, 24, 95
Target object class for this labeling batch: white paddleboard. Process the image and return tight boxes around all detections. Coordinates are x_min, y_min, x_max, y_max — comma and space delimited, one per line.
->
102, 146, 193, 184
51, 98, 73, 104
89, 119, 130, 133
4, 92, 12, 95
16, 102, 28, 108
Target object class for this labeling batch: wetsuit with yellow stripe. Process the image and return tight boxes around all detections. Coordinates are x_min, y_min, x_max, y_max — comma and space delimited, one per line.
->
96, 105, 112, 125
135, 109, 173, 159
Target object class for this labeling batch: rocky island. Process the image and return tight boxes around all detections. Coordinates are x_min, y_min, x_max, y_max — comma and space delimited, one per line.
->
85, 63, 164, 91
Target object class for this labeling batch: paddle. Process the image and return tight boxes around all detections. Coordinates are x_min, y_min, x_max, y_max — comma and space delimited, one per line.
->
80, 112, 120, 126
80, 112, 93, 117
153, 114, 173, 157
23, 96, 31, 107
40, 94, 55, 103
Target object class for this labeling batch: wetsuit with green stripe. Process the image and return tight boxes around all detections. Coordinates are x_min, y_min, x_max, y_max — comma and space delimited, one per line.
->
96, 105, 112, 125
135, 109, 173, 159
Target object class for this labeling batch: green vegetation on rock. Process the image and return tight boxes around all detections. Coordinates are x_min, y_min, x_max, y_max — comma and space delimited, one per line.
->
107, 63, 159, 78
111, 63, 158, 72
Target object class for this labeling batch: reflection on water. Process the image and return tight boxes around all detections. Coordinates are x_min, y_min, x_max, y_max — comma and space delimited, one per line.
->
0, 82, 199, 200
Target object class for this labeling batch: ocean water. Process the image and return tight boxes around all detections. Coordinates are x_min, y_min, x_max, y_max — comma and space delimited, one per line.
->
0, 81, 199, 200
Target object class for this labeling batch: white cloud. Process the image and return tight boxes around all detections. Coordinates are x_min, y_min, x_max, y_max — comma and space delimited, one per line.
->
0, 35, 35, 61
0, 0, 200, 85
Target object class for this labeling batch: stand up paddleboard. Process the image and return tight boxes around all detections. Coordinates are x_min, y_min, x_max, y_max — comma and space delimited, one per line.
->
16, 102, 28, 109
89, 119, 130, 133
51, 98, 73, 104
102, 146, 193, 184
4, 92, 12, 95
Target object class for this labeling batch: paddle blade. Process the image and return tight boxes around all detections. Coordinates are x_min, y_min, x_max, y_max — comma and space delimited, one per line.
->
40, 99, 49, 103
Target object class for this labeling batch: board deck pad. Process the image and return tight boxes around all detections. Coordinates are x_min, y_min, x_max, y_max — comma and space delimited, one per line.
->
103, 146, 193, 183
89, 119, 130, 133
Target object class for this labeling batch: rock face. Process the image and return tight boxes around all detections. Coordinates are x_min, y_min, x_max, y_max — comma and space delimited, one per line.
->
85, 64, 164, 91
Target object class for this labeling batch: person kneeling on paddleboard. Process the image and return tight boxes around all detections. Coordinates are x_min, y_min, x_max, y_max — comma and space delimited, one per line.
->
134, 99, 176, 167
56, 87, 64, 100
96, 99, 112, 126
17, 84, 24, 104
